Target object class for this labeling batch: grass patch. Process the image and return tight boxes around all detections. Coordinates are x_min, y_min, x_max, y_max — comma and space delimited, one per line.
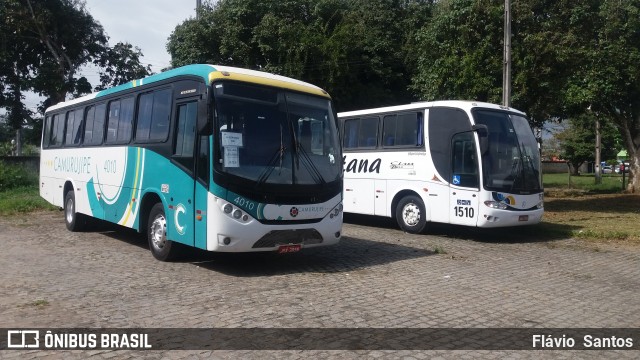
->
543, 173, 627, 195
433, 245, 447, 254
540, 193, 640, 243
18, 299, 50, 309
0, 186, 57, 216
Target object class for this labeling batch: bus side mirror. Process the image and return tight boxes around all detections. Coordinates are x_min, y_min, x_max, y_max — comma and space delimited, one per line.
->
197, 98, 212, 135
472, 124, 489, 154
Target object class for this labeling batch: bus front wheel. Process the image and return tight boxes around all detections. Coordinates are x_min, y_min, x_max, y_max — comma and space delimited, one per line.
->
147, 203, 181, 261
64, 191, 86, 232
396, 195, 427, 234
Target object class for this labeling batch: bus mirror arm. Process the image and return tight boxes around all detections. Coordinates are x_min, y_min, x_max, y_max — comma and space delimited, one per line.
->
472, 124, 489, 154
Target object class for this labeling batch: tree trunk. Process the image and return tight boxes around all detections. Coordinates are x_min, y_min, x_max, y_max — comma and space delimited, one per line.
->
594, 115, 601, 184
15, 129, 22, 156
569, 162, 580, 176
627, 152, 639, 193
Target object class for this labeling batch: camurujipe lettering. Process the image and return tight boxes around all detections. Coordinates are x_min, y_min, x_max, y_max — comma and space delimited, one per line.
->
54, 156, 91, 174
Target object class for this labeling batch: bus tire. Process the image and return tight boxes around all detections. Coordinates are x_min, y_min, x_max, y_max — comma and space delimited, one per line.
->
395, 195, 427, 234
64, 190, 85, 232
147, 203, 180, 261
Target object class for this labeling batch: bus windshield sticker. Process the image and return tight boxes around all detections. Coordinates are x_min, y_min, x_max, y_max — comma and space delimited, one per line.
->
221, 132, 243, 147
224, 146, 240, 167
452, 175, 461, 185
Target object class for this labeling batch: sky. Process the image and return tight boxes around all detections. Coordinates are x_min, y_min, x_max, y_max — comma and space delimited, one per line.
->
21, 0, 198, 112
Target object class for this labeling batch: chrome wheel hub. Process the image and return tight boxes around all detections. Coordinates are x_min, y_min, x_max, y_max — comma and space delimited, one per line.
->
402, 203, 420, 226
65, 197, 74, 224
150, 215, 167, 250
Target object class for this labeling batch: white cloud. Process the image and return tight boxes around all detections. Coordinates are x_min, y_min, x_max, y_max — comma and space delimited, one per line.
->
84, 0, 197, 72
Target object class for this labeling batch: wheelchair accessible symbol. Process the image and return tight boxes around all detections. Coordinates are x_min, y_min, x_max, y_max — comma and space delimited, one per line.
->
452, 175, 461, 185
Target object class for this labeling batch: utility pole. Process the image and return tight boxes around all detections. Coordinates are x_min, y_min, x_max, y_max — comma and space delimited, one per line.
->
196, 0, 202, 19
502, 0, 511, 107
594, 110, 602, 184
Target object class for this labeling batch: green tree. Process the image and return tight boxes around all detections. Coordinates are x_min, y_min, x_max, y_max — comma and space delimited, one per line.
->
563, 0, 640, 191
94, 42, 153, 91
411, 0, 574, 129
0, 0, 151, 150
168, 0, 432, 111
411, 0, 640, 191
556, 115, 620, 175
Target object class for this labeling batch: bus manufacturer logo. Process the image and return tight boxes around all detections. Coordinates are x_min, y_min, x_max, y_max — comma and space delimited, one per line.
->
457, 199, 471, 205
289, 207, 299, 217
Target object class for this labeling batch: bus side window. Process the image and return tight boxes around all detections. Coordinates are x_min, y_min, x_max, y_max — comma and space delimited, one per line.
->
50, 114, 64, 147
359, 117, 378, 148
383, 112, 422, 148
136, 88, 171, 143
106, 97, 134, 144
65, 108, 84, 146
43, 116, 52, 148
84, 104, 106, 146
106, 100, 121, 144
343, 119, 359, 149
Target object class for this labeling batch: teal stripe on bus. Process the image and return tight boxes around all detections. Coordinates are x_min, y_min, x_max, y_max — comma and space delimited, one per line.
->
96, 64, 217, 98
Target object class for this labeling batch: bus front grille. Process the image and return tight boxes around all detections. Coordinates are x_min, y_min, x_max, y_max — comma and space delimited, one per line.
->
252, 229, 323, 248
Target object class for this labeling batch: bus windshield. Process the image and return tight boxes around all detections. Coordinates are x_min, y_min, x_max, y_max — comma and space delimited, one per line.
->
213, 82, 341, 187
473, 110, 542, 194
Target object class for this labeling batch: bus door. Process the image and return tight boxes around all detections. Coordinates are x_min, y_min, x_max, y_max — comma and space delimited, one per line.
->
449, 132, 480, 226
167, 99, 199, 246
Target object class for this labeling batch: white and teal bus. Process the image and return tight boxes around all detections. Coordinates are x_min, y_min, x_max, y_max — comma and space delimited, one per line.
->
338, 101, 543, 233
40, 64, 343, 260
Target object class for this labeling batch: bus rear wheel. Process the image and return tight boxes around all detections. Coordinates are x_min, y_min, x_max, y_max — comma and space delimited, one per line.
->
396, 195, 427, 234
147, 203, 181, 261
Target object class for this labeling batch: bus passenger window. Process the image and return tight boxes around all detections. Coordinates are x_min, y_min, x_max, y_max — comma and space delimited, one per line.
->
65, 108, 84, 146
50, 114, 64, 147
383, 112, 421, 147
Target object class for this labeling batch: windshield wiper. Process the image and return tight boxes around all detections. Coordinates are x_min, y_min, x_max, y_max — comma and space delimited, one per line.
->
255, 125, 287, 187
293, 135, 325, 185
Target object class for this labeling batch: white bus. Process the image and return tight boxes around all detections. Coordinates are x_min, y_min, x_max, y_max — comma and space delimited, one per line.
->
40, 64, 343, 260
338, 101, 543, 233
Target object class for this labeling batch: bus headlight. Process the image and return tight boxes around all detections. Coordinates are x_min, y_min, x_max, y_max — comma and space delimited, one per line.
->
484, 200, 508, 210
218, 199, 252, 223
536, 201, 544, 209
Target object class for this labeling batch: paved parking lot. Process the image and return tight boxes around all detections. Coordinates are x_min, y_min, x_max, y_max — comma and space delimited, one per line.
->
1, 211, 639, 359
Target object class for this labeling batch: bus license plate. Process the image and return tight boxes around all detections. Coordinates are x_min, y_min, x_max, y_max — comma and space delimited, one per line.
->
518, 215, 529, 222
278, 244, 301, 254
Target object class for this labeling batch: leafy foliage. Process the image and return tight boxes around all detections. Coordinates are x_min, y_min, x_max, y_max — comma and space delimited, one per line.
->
168, 0, 432, 111
0, 161, 39, 191
0, 0, 151, 144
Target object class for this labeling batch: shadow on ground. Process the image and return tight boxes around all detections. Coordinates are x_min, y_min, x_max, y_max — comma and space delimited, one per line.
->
344, 213, 578, 244
90, 217, 433, 277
